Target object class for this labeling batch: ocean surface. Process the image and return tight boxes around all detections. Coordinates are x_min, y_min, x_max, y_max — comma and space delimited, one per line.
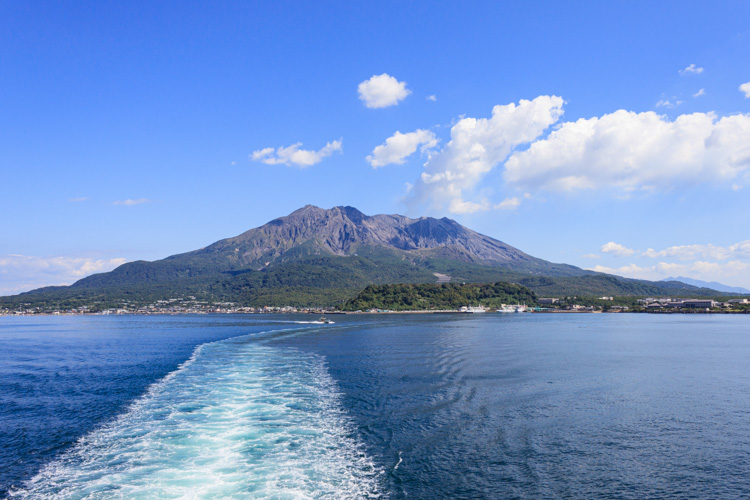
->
2, 313, 750, 498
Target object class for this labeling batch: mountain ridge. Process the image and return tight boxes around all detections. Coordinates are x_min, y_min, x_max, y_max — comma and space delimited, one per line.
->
1, 205, 727, 310
71, 204, 583, 289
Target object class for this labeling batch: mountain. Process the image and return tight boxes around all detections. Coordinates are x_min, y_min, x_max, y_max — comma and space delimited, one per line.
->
72, 204, 581, 288
1, 206, 723, 311
661, 277, 750, 295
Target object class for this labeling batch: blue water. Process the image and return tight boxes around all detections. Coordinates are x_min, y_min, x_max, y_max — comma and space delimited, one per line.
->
2, 314, 750, 498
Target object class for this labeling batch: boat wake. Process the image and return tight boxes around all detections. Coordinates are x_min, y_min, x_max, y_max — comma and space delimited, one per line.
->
13, 332, 382, 498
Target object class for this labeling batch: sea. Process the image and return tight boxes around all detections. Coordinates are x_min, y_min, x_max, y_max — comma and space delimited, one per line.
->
1, 313, 750, 498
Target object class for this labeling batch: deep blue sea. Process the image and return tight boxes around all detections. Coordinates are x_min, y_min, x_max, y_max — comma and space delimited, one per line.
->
2, 313, 750, 498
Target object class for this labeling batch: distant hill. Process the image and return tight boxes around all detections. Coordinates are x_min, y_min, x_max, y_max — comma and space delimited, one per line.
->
661, 277, 750, 295
0, 206, 724, 311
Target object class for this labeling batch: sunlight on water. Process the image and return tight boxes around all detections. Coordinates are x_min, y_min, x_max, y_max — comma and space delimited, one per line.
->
13, 334, 382, 499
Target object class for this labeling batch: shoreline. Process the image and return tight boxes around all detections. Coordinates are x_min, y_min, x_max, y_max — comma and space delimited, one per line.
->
2, 309, 748, 317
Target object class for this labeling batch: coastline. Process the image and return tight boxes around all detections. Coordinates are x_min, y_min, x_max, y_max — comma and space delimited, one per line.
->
2, 309, 748, 317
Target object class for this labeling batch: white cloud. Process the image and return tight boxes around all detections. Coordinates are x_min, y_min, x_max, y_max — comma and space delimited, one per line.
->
582, 253, 601, 259
493, 197, 520, 210
408, 95, 565, 213
680, 63, 704, 76
656, 99, 683, 108
590, 261, 750, 288
427, 95, 437, 102
367, 129, 438, 168
740, 81, 750, 98
251, 139, 342, 167
357, 74, 411, 108
732, 183, 743, 191
113, 198, 150, 206
504, 110, 750, 193
601, 242, 636, 257
0, 255, 127, 295
590, 263, 658, 281
693, 88, 706, 98
643, 240, 750, 261
448, 198, 490, 214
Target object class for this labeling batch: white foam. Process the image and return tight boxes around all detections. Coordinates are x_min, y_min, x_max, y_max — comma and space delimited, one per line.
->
14, 332, 383, 499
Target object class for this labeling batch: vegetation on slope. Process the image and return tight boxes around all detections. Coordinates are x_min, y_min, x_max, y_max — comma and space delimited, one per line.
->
343, 282, 537, 311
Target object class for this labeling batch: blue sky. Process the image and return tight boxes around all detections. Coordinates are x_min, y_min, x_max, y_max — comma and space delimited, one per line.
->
2, 1, 750, 294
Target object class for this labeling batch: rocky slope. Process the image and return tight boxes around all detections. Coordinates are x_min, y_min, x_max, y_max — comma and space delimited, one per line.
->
72, 205, 583, 288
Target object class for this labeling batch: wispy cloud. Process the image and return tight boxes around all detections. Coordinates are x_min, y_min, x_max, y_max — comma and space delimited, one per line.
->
643, 240, 750, 261
493, 197, 520, 210
68, 197, 89, 203
358, 73, 411, 108
113, 198, 151, 206
590, 261, 750, 287
656, 99, 683, 108
0, 255, 127, 295
426, 95, 437, 102
693, 88, 705, 98
594, 239, 750, 262
679, 63, 704, 76
251, 139, 342, 167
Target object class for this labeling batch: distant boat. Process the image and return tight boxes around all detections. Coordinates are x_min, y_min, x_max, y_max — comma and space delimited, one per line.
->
318, 317, 334, 324
460, 305, 487, 313
498, 304, 527, 313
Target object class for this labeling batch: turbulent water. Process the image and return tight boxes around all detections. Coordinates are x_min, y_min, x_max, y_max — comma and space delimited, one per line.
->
2, 314, 750, 498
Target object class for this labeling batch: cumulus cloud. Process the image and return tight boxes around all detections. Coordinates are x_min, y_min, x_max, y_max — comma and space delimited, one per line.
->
408, 95, 565, 213
679, 63, 704, 76
590, 263, 659, 281
643, 240, 750, 261
251, 140, 342, 167
601, 242, 636, 257
113, 198, 150, 206
504, 110, 750, 193
367, 129, 438, 168
740, 81, 750, 98
0, 255, 127, 295
357, 74, 411, 108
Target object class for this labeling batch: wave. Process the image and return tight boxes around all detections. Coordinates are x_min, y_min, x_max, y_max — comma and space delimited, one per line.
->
12, 330, 382, 499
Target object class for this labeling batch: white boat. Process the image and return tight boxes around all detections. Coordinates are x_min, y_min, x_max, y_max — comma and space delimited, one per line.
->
498, 304, 527, 313
460, 305, 486, 313
318, 317, 334, 324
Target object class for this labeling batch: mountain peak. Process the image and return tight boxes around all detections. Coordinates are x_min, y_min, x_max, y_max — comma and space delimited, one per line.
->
190, 205, 544, 269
